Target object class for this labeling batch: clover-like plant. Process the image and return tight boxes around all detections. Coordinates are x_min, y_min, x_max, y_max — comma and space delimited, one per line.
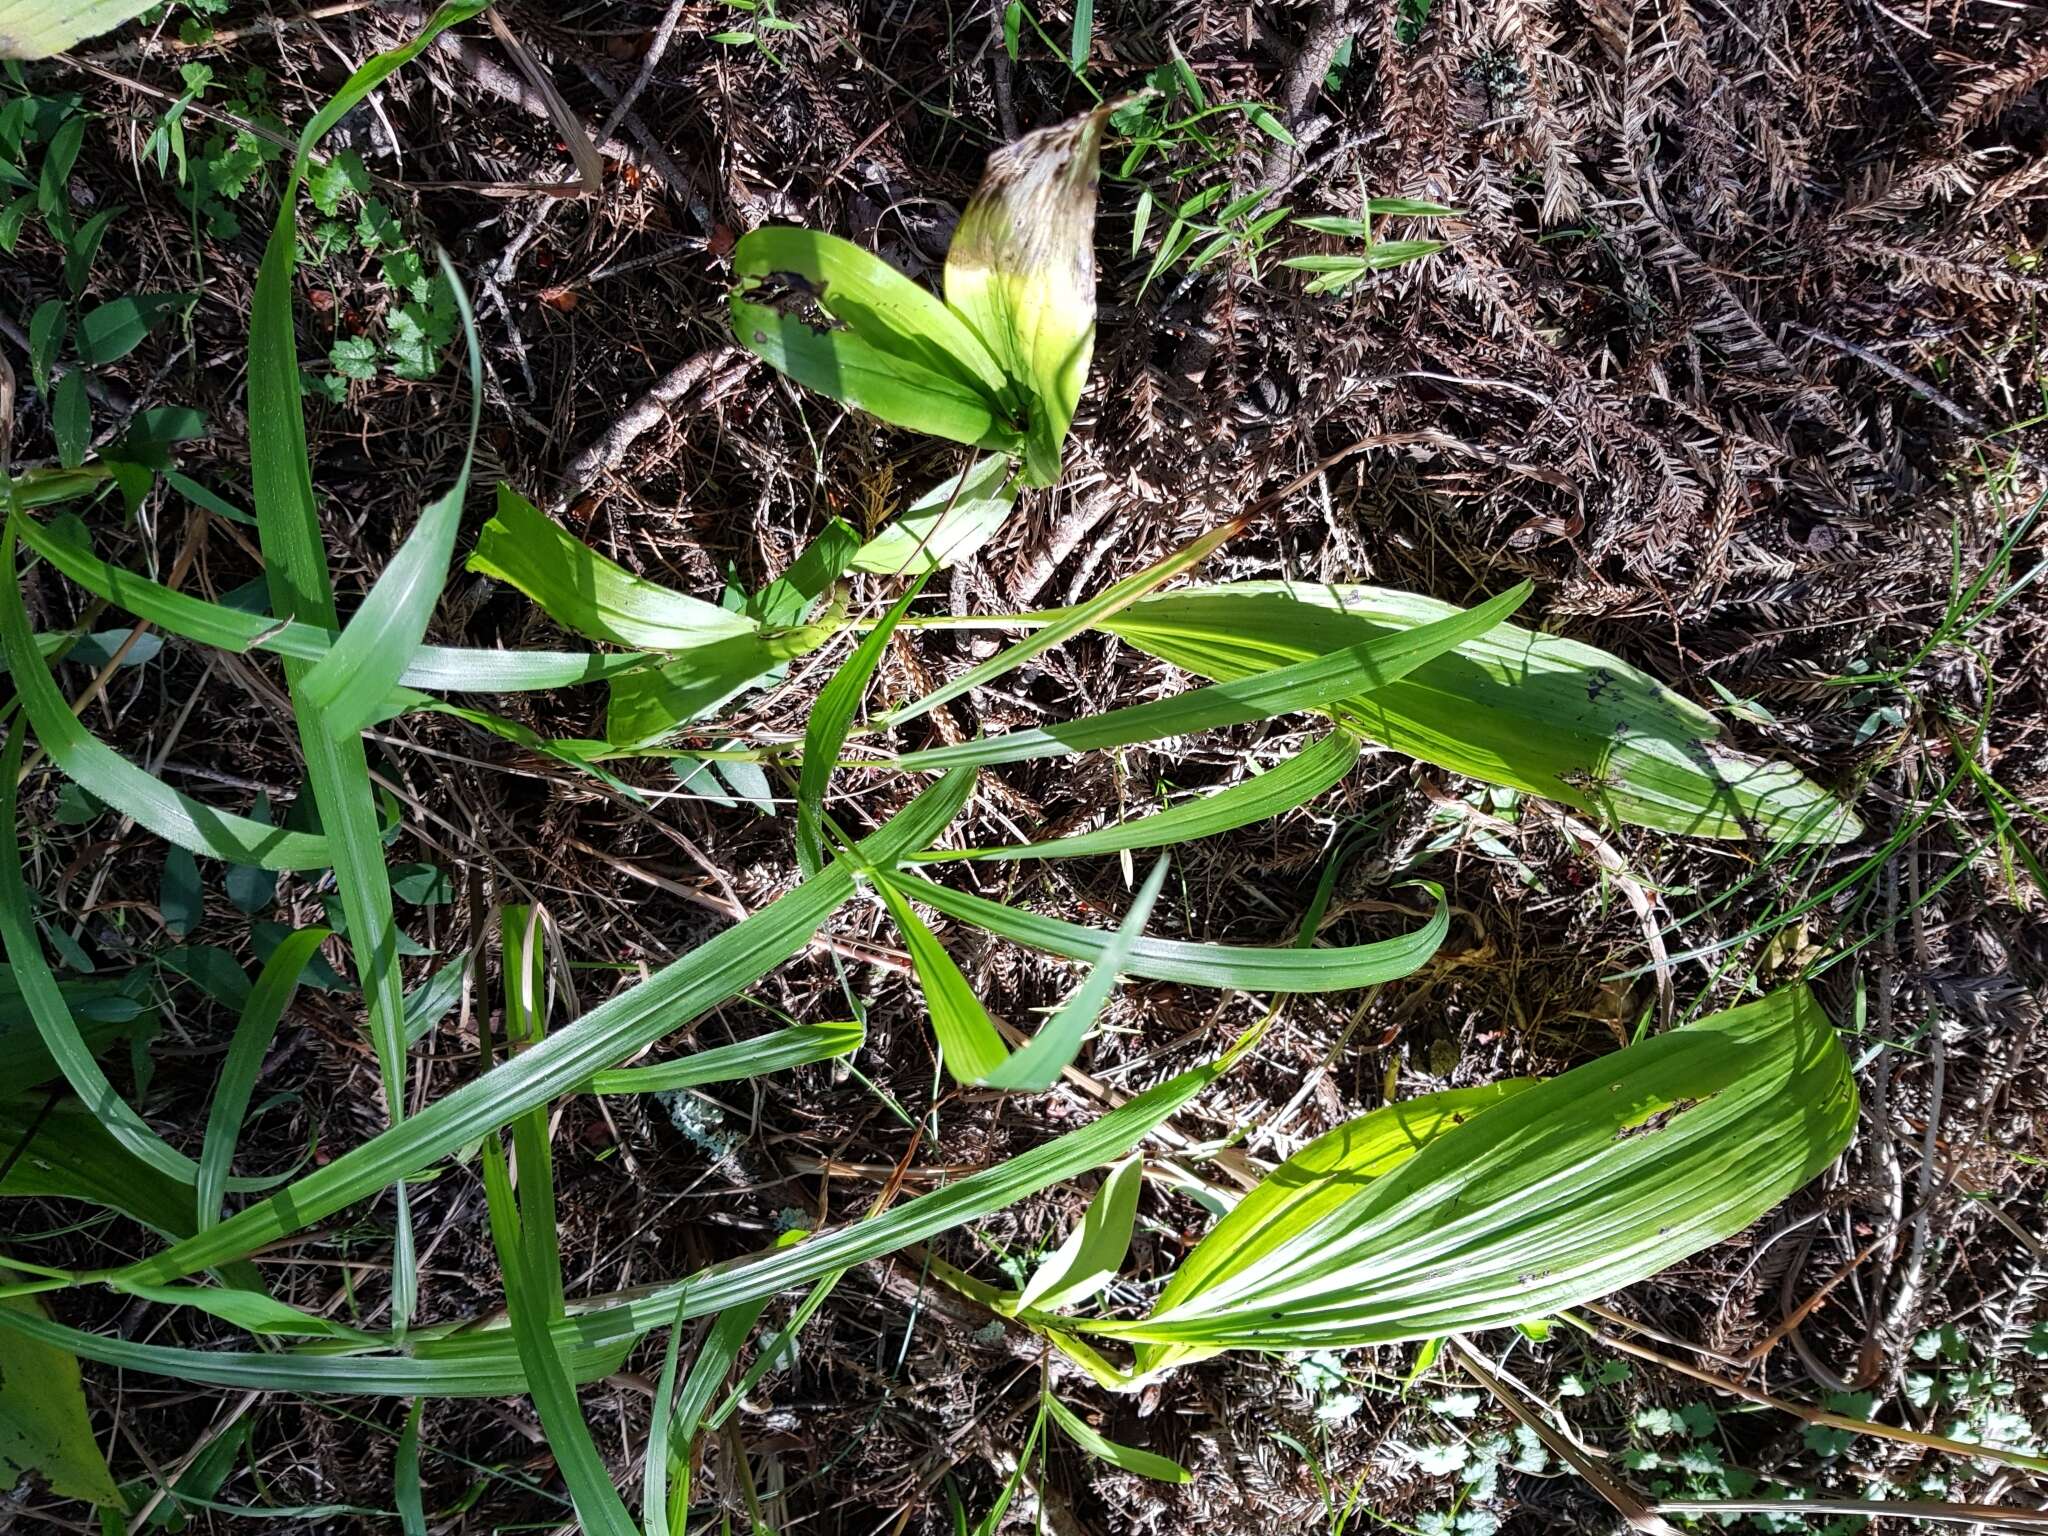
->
729, 103, 1117, 487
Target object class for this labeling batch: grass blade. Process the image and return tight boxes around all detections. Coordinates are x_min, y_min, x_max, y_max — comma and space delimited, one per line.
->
872, 871, 1011, 1083
394, 1400, 426, 1536
14, 510, 644, 689
481, 1136, 637, 1535
1, 521, 331, 868
478, 905, 638, 1536
26, 1014, 1267, 1397
587, 1019, 862, 1094
1044, 1395, 1187, 1484
798, 575, 928, 876
196, 925, 329, 1230
896, 581, 1531, 770
295, 252, 482, 735
979, 854, 1169, 1091
891, 870, 1447, 993
101, 770, 975, 1285
0, 732, 203, 1184
924, 730, 1360, 863
881, 519, 1242, 730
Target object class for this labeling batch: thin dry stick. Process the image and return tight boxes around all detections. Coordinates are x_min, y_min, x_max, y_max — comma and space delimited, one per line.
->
1446, 1336, 1681, 1536
1659, 1498, 2048, 1526
1572, 1315, 2048, 1476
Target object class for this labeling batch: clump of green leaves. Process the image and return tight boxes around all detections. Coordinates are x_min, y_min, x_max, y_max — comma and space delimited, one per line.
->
1283, 195, 1456, 294
730, 102, 1118, 485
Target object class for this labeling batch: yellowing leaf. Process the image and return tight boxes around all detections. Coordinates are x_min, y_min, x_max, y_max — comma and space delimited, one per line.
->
0, 0, 153, 58
0, 1293, 120, 1505
945, 103, 1115, 485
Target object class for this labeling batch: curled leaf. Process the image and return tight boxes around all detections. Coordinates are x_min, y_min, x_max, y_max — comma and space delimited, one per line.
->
945, 103, 1116, 485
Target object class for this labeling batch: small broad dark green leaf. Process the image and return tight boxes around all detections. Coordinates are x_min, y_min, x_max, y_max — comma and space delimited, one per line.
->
159, 847, 202, 937
51, 367, 88, 468
389, 862, 453, 905
27, 296, 62, 393
74, 292, 194, 366
62, 204, 121, 295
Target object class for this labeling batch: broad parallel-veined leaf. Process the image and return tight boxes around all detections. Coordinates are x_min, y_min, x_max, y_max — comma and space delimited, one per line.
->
945, 103, 1116, 485
1103, 583, 1860, 843
0, 1291, 119, 1506
730, 228, 1024, 454
1128, 1081, 1535, 1374
1078, 984, 1855, 1355
850, 455, 1020, 575
1015, 1155, 1143, 1314
468, 486, 759, 651
0, 0, 155, 57
896, 582, 1531, 771
19, 1014, 1272, 1398
464, 485, 832, 744
13, 506, 644, 692
892, 870, 1445, 993
919, 730, 1361, 864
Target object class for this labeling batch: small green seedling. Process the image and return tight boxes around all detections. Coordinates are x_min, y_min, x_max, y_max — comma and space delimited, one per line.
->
729, 102, 1117, 486
1282, 195, 1457, 294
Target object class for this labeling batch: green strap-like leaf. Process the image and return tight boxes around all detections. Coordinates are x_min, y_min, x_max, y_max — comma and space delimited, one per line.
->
1043, 1394, 1188, 1484
586, 1019, 862, 1094
14, 509, 644, 690
2, 520, 332, 869
978, 854, 1169, 1092
0, 732, 203, 1185
196, 926, 330, 1230
895, 582, 1531, 770
891, 871, 1447, 993
923, 730, 1360, 863
1016, 1155, 1143, 1313
798, 576, 928, 877
99, 769, 974, 1286
294, 254, 482, 736
467, 485, 762, 652
872, 871, 1012, 1083
882, 518, 1241, 730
